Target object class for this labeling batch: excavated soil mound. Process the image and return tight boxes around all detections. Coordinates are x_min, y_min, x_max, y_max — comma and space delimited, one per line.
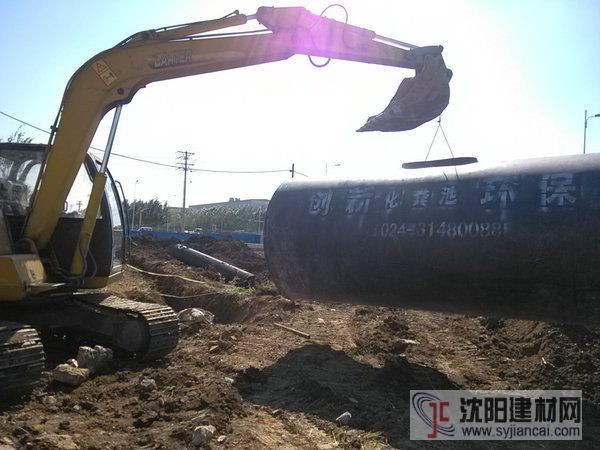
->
479, 319, 600, 406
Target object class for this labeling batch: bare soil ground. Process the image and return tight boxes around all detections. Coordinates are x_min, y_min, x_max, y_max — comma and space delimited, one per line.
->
1, 235, 600, 449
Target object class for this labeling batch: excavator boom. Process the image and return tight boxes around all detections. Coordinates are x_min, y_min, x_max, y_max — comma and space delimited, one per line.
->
23, 6, 451, 252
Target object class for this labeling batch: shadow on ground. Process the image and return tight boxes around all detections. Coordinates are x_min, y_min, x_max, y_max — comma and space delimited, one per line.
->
235, 343, 456, 447
235, 343, 600, 449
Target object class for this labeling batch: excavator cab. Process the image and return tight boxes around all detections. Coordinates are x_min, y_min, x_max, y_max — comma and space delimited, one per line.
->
49, 152, 128, 287
0, 142, 128, 290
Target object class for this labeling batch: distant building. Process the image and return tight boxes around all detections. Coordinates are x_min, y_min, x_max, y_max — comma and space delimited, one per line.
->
188, 198, 269, 211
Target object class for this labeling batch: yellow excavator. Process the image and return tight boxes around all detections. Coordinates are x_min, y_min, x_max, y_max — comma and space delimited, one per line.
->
0, 6, 451, 394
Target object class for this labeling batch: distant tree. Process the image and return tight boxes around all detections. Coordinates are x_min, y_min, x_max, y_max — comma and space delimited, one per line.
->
0, 127, 33, 143
0, 128, 34, 178
185, 204, 266, 233
125, 198, 168, 229
125, 200, 266, 232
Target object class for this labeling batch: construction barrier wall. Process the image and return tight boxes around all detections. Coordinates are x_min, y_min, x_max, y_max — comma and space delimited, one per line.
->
129, 230, 262, 244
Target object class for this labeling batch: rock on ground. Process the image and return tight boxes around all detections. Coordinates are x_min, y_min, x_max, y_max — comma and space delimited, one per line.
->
192, 425, 216, 446
33, 433, 78, 450
52, 365, 90, 386
136, 376, 157, 394
76, 345, 113, 374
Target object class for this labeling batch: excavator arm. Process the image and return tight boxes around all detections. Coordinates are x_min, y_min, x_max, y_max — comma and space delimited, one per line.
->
24, 6, 451, 255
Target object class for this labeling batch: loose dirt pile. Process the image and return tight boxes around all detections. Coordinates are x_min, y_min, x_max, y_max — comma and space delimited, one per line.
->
1, 236, 599, 449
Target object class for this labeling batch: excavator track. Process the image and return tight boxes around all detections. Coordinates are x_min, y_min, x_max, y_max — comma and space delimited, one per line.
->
0, 321, 45, 397
74, 295, 179, 358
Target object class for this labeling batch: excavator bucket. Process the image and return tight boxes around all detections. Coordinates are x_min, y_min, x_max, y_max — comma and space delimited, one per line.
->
358, 46, 452, 132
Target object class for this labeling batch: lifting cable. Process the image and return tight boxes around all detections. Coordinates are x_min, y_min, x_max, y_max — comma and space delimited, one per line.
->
425, 116, 455, 161
424, 116, 459, 179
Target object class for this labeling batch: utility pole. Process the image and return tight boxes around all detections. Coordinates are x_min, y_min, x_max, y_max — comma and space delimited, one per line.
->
291, 163, 295, 178
176, 151, 195, 232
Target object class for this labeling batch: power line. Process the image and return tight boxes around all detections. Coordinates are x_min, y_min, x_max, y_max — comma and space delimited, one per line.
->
95, 149, 302, 175
1, 108, 178, 167
89, 148, 178, 168
0, 109, 127, 157
191, 167, 290, 174
0, 110, 51, 135
1, 109, 309, 176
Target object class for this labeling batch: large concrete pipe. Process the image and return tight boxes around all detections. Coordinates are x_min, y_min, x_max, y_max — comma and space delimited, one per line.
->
264, 154, 600, 325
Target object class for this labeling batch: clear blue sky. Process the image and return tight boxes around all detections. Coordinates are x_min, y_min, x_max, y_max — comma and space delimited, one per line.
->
1, 0, 599, 205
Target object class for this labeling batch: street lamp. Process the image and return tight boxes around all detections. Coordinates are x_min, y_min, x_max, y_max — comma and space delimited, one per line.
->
584, 110, 600, 154
131, 179, 139, 230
